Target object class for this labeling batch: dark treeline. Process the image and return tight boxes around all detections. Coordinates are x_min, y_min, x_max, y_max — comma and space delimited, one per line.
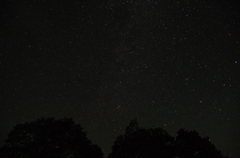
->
0, 118, 227, 158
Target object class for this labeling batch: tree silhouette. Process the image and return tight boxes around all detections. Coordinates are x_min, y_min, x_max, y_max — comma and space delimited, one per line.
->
0, 117, 103, 158
175, 129, 228, 158
109, 120, 228, 158
109, 119, 175, 158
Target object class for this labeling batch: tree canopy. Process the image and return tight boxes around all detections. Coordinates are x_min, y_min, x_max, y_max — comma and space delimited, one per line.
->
0, 118, 228, 158
109, 119, 228, 158
175, 129, 227, 158
0, 117, 103, 158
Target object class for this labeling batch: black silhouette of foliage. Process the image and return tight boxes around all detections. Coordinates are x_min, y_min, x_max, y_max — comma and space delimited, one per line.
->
109, 119, 175, 158
175, 129, 228, 158
109, 120, 228, 158
0, 117, 103, 158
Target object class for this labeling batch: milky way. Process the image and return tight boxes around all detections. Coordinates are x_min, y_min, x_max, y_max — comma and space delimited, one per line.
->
1, 1, 240, 158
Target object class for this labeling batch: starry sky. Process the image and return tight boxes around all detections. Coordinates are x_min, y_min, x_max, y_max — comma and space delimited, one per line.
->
1, 0, 240, 158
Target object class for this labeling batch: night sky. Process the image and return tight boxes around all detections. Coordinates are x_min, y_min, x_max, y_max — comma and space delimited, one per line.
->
1, 0, 240, 157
